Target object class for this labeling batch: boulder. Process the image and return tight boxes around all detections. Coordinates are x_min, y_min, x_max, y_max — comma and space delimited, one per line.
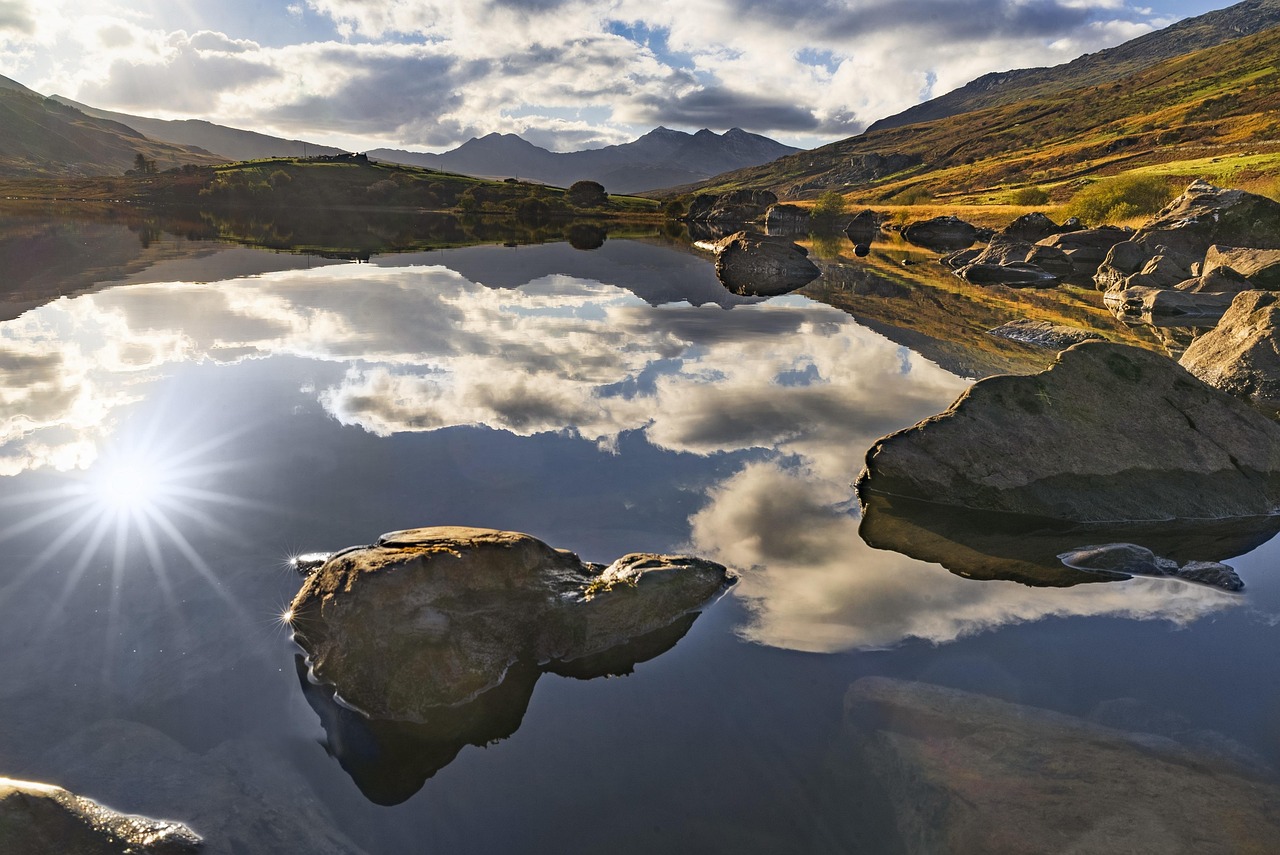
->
0, 776, 202, 854
842, 677, 1280, 855
901, 216, 977, 251
1179, 290, 1280, 411
685, 189, 778, 224
940, 248, 981, 269
970, 233, 1034, 266
843, 208, 881, 247
711, 230, 820, 296
763, 203, 810, 233
1104, 286, 1236, 323
856, 341, 1280, 521
957, 261, 1059, 287
999, 211, 1068, 243
986, 319, 1102, 350
289, 527, 733, 723
1037, 226, 1131, 271
1202, 245, 1280, 290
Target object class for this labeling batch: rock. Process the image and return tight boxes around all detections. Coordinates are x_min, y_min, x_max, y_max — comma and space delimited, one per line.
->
711, 230, 820, 296
1104, 286, 1236, 322
856, 341, 1280, 521
859, 492, 1278, 589
0, 775, 202, 855
842, 677, 1280, 855
956, 261, 1059, 287
289, 527, 733, 723
986, 319, 1102, 350
685, 189, 778, 224
843, 208, 881, 247
1180, 290, 1280, 411
1037, 226, 1131, 272
940, 248, 980, 269
1202, 245, 1280, 290
901, 216, 977, 251
970, 233, 1035, 266
999, 211, 1067, 243
1057, 542, 1243, 591
763, 203, 810, 233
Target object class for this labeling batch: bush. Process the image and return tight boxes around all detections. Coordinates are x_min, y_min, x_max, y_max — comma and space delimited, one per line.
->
887, 186, 933, 206
810, 190, 847, 221
663, 198, 686, 218
1061, 174, 1176, 225
1008, 186, 1049, 206
567, 180, 608, 207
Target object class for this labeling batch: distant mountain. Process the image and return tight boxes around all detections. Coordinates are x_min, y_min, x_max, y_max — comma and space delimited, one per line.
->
868, 0, 1280, 132
49, 96, 346, 161
0, 78, 223, 178
370, 127, 801, 193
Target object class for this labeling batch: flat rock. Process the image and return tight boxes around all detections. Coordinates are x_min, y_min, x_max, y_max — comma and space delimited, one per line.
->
856, 341, 1280, 521
711, 230, 820, 295
1180, 289, 1280, 410
842, 677, 1280, 855
0, 775, 202, 855
289, 526, 733, 722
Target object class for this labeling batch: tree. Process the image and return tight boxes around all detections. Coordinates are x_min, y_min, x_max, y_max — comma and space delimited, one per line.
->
131, 153, 157, 174
567, 180, 608, 207
810, 190, 847, 222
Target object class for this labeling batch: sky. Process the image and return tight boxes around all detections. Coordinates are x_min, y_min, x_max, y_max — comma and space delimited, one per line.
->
0, 0, 1231, 152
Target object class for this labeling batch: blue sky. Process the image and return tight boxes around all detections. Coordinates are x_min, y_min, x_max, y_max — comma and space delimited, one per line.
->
0, 1, 1238, 151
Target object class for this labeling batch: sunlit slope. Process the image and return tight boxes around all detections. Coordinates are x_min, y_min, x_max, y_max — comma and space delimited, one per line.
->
680, 23, 1280, 203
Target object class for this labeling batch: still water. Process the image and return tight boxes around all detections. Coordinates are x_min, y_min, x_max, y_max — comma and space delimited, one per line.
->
1, 214, 1278, 853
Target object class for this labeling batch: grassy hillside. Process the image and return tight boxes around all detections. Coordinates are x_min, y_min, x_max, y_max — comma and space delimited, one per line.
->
868, 0, 1280, 132
675, 23, 1280, 210
0, 86, 224, 178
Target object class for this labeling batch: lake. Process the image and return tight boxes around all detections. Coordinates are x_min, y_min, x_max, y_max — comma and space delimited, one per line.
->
2, 210, 1278, 853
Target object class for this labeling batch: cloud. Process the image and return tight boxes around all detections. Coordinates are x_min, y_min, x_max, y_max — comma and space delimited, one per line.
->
633, 87, 824, 133
0, 0, 33, 35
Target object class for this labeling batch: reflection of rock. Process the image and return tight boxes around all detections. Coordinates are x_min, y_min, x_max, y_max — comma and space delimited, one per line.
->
296, 612, 700, 805
858, 493, 1279, 588
1104, 284, 1235, 323
842, 677, 1280, 855
1058, 543, 1243, 591
0, 776, 202, 854
710, 231, 821, 296
901, 216, 977, 251
956, 261, 1059, 287
290, 528, 731, 799
986, 319, 1102, 350
857, 341, 1280, 521
1180, 290, 1280, 411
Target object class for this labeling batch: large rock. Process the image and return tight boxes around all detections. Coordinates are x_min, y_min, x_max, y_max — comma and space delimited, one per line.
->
1180, 290, 1280, 411
1037, 225, 1131, 272
956, 261, 1059, 287
1104, 285, 1235, 323
856, 341, 1280, 521
0, 776, 202, 855
998, 211, 1070, 243
1201, 245, 1280, 290
685, 189, 778, 224
711, 230, 820, 296
763, 203, 809, 233
842, 677, 1280, 855
289, 527, 733, 723
843, 208, 881, 247
901, 216, 977, 251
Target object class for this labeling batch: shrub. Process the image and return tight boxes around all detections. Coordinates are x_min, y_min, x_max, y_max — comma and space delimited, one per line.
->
1008, 186, 1050, 206
663, 198, 686, 218
887, 186, 933, 206
810, 190, 847, 221
1061, 174, 1176, 225
567, 180, 608, 207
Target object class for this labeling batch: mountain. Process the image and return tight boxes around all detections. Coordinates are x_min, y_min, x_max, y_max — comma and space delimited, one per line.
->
49, 96, 346, 161
0, 79, 223, 178
868, 0, 1280, 132
676, 18, 1280, 203
370, 127, 800, 193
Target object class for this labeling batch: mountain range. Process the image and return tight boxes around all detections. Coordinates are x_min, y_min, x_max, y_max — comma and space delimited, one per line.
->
370, 128, 800, 193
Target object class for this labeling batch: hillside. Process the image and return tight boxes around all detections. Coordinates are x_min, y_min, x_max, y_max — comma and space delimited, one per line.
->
48, 96, 346, 161
676, 21, 1280, 206
371, 127, 799, 193
868, 0, 1280, 132
0, 84, 224, 178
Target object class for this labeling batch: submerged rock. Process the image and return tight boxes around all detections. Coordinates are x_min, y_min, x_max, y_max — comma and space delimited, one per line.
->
901, 216, 977, 251
1058, 542, 1243, 591
957, 261, 1059, 287
857, 341, 1280, 521
986, 319, 1102, 350
0, 776, 202, 854
842, 677, 1280, 855
1180, 290, 1280, 411
711, 230, 820, 296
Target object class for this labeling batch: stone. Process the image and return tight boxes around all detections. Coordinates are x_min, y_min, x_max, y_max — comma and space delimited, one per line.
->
856, 341, 1280, 521
763, 203, 810, 233
956, 261, 1059, 287
901, 216, 977, 251
841, 677, 1280, 855
1057, 542, 1243, 591
1202, 245, 1280, 290
711, 230, 820, 296
685, 189, 778, 224
0, 775, 202, 855
289, 527, 733, 724
843, 208, 881, 247
939, 248, 981, 269
970, 233, 1035, 266
1179, 290, 1280, 411
1104, 286, 1235, 322
998, 211, 1067, 243
1037, 226, 1131, 271
986, 319, 1102, 350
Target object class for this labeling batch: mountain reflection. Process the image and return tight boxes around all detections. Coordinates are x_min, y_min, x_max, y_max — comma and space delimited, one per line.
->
0, 239, 1247, 655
